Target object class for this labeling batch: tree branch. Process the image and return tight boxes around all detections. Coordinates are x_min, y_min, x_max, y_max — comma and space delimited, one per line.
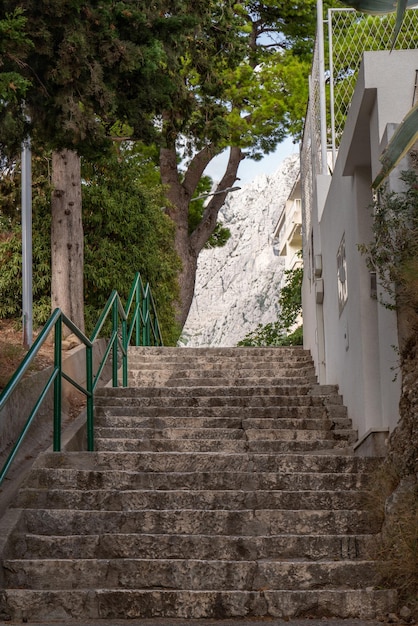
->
189, 146, 244, 254
182, 144, 220, 197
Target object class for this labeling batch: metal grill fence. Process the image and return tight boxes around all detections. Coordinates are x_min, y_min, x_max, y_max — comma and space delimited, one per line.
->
301, 7, 418, 255
329, 8, 418, 155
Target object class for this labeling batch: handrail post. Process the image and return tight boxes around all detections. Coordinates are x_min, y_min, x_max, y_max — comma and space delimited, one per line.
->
122, 317, 128, 387
146, 288, 151, 345
86, 343, 94, 451
136, 279, 141, 346
142, 288, 147, 346
112, 297, 119, 387
53, 315, 62, 451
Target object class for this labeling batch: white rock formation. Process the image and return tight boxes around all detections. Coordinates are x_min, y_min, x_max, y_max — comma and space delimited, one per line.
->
180, 153, 300, 347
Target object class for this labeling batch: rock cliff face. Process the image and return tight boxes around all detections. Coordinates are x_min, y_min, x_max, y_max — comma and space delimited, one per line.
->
180, 153, 300, 347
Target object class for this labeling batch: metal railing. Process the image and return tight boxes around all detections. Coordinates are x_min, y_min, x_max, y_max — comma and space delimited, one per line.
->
300, 6, 418, 266
0, 272, 162, 485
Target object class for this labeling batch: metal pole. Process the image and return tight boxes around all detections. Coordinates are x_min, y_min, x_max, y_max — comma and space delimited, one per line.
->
328, 9, 337, 168
317, 0, 328, 175
21, 137, 33, 348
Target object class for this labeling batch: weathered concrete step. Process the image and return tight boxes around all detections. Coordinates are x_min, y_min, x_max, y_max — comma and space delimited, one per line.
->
31, 451, 374, 474
129, 376, 318, 387
95, 389, 344, 405
128, 361, 315, 369
19, 508, 379, 536
95, 405, 347, 420
129, 346, 309, 357
98, 385, 316, 398
94, 438, 352, 453
95, 409, 349, 425
96, 426, 247, 440
129, 366, 317, 378
34, 451, 377, 475
1, 587, 398, 621
245, 416, 352, 429
95, 415, 353, 431
94, 426, 354, 442
9, 532, 374, 561
3, 558, 379, 590
25, 468, 373, 492
14, 488, 368, 512
131, 361, 315, 372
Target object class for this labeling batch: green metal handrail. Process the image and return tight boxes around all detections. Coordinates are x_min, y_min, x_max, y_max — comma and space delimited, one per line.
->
0, 273, 162, 485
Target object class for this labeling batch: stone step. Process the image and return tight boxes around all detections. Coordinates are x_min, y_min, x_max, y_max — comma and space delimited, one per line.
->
3, 558, 380, 591
96, 386, 321, 399
94, 426, 354, 442
14, 488, 368, 512
131, 361, 315, 372
129, 362, 315, 374
95, 408, 348, 423
129, 375, 318, 387
95, 415, 353, 431
95, 409, 347, 423
34, 451, 376, 475
19, 508, 379, 536
9, 532, 374, 561
1, 588, 398, 621
128, 346, 310, 357
94, 438, 352, 453
95, 389, 344, 406
25, 468, 373, 492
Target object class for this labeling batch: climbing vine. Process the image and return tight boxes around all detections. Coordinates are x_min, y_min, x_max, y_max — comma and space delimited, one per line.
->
358, 168, 418, 312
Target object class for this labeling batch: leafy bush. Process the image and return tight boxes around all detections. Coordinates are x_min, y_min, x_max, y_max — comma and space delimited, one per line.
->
358, 169, 418, 310
0, 145, 181, 344
237, 263, 303, 347
82, 146, 181, 343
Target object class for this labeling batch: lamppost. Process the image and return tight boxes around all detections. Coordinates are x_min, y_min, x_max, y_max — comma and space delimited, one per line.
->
21, 136, 33, 348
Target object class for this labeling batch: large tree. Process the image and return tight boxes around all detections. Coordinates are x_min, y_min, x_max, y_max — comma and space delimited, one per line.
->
157, 1, 336, 327
0, 0, 190, 332
1, 1, 337, 332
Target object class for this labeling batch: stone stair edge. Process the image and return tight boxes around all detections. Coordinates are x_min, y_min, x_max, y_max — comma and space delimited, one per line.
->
1, 588, 398, 621
0, 345, 397, 622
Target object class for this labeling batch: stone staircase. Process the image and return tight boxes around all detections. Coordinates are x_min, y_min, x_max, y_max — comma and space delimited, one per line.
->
0, 346, 397, 621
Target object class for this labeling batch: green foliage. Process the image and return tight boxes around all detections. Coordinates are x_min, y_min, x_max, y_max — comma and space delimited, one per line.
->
331, 9, 418, 148
237, 261, 303, 347
237, 320, 303, 347
0, 152, 52, 324
358, 170, 418, 310
0, 8, 33, 156
0, 144, 181, 344
0, 1, 196, 158
82, 144, 181, 344
278, 265, 304, 331
164, 0, 340, 160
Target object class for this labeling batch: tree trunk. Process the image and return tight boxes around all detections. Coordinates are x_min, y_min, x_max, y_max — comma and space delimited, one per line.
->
51, 149, 85, 335
160, 144, 243, 328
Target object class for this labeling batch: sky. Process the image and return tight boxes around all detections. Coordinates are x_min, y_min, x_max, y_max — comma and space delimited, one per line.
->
203, 136, 299, 187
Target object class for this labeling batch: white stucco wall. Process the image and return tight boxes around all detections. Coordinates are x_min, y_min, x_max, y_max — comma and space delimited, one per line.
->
303, 50, 418, 442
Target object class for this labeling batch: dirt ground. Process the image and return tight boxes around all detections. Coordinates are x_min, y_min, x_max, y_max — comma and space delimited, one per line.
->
0, 319, 54, 392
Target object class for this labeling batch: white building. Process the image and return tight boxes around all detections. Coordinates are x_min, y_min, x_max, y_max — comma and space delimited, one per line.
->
273, 177, 303, 276
302, 48, 418, 455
